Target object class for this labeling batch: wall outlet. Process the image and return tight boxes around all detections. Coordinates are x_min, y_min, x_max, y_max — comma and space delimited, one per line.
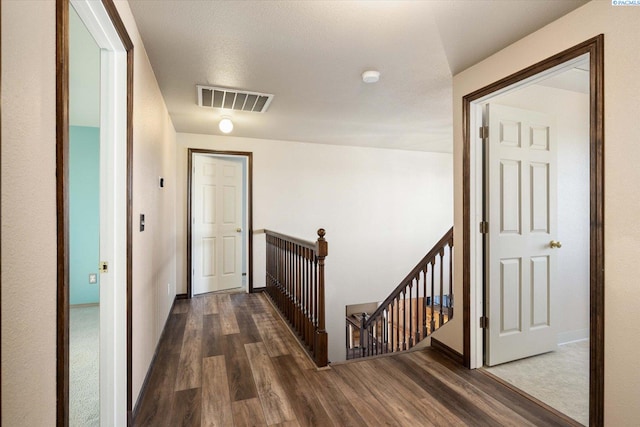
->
89, 273, 97, 284
167, 283, 171, 295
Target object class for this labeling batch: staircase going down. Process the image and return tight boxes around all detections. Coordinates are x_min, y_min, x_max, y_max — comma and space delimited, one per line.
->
346, 227, 453, 360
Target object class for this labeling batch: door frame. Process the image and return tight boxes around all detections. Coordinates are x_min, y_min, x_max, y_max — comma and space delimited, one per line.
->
56, 0, 133, 425
462, 35, 604, 423
187, 149, 254, 296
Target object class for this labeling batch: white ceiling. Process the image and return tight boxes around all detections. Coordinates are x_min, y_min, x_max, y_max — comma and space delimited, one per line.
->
128, 0, 587, 152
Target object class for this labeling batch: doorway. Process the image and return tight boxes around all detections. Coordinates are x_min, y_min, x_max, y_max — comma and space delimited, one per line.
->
68, 5, 101, 424
462, 36, 604, 425
479, 59, 590, 424
57, 0, 133, 425
187, 149, 254, 296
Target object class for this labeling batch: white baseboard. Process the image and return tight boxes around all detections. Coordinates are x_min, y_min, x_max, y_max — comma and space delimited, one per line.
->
557, 328, 589, 345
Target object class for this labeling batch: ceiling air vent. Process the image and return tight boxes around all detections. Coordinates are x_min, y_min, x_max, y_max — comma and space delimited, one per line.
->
197, 85, 274, 113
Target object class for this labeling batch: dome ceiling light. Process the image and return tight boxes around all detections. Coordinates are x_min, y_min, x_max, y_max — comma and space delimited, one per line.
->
362, 70, 380, 84
219, 117, 234, 134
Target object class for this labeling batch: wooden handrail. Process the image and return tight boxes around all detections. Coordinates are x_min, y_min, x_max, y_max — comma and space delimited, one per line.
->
263, 229, 317, 250
265, 229, 328, 367
364, 228, 453, 327
347, 227, 454, 360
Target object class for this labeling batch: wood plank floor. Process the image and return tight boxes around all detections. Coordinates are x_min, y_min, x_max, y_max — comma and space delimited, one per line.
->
133, 292, 580, 426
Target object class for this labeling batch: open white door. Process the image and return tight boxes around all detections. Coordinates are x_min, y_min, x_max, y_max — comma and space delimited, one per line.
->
486, 104, 558, 366
192, 155, 243, 294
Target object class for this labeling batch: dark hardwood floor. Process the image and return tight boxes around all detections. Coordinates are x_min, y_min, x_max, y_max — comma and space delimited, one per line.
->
133, 291, 580, 426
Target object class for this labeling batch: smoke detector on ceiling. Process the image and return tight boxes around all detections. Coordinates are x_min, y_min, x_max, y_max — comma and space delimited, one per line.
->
362, 70, 380, 84
197, 85, 274, 113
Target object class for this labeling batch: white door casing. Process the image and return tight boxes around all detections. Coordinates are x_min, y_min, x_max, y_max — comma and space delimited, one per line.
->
71, 0, 128, 425
192, 155, 243, 294
486, 104, 558, 366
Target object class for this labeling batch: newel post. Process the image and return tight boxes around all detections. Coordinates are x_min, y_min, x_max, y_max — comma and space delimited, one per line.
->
315, 228, 328, 367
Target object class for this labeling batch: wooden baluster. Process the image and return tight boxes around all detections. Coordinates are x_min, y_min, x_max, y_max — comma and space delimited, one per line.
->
439, 249, 444, 328
299, 246, 304, 341
295, 244, 299, 336
277, 237, 282, 308
430, 260, 435, 333
360, 312, 366, 358
403, 288, 408, 349
383, 308, 388, 353
449, 242, 453, 318
413, 277, 419, 346
395, 297, 400, 352
305, 248, 310, 348
289, 241, 294, 321
408, 282, 413, 348
422, 267, 427, 339
389, 302, 393, 353
312, 252, 317, 353
346, 321, 350, 359
308, 248, 313, 350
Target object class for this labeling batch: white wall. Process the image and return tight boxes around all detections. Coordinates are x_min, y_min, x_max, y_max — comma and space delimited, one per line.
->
439, 1, 640, 423
1, 1, 58, 424
494, 84, 590, 343
176, 133, 453, 362
0, 1, 178, 424
113, 0, 178, 405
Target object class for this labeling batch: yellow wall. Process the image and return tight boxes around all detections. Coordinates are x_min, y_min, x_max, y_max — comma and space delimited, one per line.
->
436, 1, 640, 423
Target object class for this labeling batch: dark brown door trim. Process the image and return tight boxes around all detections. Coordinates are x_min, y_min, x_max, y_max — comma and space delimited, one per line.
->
187, 149, 254, 296
56, 0, 134, 425
462, 35, 604, 425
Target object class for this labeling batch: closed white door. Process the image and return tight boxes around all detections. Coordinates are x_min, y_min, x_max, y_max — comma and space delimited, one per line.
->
486, 104, 558, 366
192, 155, 243, 294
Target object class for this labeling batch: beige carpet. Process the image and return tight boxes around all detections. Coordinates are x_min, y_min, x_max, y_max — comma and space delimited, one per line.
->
70, 305, 100, 427
485, 340, 589, 426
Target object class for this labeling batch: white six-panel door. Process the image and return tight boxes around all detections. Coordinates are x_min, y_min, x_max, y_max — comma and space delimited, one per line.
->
486, 104, 558, 366
192, 155, 243, 295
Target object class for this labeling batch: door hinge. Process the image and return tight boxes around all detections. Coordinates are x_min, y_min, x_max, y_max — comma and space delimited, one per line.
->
479, 221, 489, 234
479, 126, 489, 139
99, 261, 109, 274
480, 316, 489, 329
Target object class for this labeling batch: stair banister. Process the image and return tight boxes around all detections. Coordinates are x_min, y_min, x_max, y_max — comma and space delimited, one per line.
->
351, 227, 453, 359
265, 228, 328, 367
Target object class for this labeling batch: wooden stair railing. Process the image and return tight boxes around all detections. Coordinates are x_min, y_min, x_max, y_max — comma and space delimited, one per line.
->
347, 227, 453, 360
265, 229, 328, 367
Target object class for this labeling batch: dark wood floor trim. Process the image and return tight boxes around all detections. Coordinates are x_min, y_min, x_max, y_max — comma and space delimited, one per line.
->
176, 293, 188, 300
431, 337, 464, 366
186, 149, 254, 297
478, 369, 583, 427
131, 295, 181, 424
462, 35, 605, 426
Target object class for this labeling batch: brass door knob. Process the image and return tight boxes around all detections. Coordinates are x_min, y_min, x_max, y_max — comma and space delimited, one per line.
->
236, 228, 242, 232
550, 240, 562, 249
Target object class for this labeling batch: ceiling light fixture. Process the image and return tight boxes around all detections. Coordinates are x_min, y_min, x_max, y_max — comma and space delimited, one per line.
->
362, 70, 380, 84
219, 117, 234, 134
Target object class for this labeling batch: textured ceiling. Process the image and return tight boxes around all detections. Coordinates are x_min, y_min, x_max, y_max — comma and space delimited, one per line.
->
128, 0, 587, 152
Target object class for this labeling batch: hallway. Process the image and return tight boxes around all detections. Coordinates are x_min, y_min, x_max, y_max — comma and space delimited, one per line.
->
133, 292, 579, 426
